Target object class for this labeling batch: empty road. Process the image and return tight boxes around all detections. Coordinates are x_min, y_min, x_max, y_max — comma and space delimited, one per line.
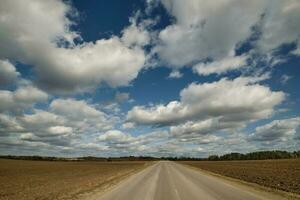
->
99, 161, 282, 200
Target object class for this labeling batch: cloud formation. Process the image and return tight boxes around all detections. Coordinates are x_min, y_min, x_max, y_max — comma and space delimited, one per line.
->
98, 129, 168, 152
193, 55, 248, 76
155, 0, 266, 67
154, 0, 300, 75
0, 85, 48, 113
168, 70, 183, 79
0, 60, 19, 86
249, 117, 300, 141
0, 98, 115, 149
0, 0, 299, 156
127, 76, 285, 127
0, 0, 148, 94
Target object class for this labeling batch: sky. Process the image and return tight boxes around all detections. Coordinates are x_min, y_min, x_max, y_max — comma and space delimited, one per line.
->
0, 0, 300, 157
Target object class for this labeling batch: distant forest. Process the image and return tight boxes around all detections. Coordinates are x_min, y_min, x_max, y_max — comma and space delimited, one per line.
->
1, 150, 300, 161
208, 150, 300, 161
165, 150, 300, 161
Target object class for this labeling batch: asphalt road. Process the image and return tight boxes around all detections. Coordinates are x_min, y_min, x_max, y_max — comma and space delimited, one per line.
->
99, 161, 281, 200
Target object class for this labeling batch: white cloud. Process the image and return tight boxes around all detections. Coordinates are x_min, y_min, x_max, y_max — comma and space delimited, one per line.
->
20, 133, 37, 141
50, 98, 114, 131
98, 129, 168, 152
41, 38, 145, 93
98, 130, 135, 143
293, 44, 300, 55
5, 98, 117, 147
170, 118, 242, 137
1, 0, 299, 156
122, 122, 135, 129
249, 117, 300, 141
50, 99, 105, 121
127, 76, 285, 126
155, 0, 266, 67
121, 17, 151, 47
170, 119, 219, 136
47, 126, 73, 136
18, 110, 75, 146
256, 1, 300, 53
0, 113, 24, 134
78, 143, 108, 152
0, 60, 19, 85
0, 0, 147, 94
154, 0, 300, 75
0, 85, 48, 113
193, 55, 248, 76
0, 0, 78, 52
19, 109, 65, 130
14, 85, 48, 104
168, 70, 183, 79
194, 135, 220, 144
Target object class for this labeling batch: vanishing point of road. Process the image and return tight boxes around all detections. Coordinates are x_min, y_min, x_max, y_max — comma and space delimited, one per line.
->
99, 161, 285, 200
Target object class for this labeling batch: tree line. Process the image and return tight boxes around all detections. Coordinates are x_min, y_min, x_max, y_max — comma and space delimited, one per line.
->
206, 150, 300, 161
0, 150, 299, 161
165, 150, 300, 161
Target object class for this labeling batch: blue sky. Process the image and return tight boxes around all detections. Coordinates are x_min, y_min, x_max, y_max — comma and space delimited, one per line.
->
0, 0, 299, 157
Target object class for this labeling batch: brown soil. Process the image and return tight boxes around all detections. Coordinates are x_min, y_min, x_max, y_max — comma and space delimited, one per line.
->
181, 159, 300, 195
0, 159, 148, 200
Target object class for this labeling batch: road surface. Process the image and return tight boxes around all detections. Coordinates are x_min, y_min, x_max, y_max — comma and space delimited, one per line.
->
99, 161, 282, 200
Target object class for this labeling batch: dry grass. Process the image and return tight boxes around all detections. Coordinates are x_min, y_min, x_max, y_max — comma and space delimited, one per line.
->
181, 159, 300, 194
0, 159, 148, 200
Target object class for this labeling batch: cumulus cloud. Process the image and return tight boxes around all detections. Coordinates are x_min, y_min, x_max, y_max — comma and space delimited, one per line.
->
121, 17, 151, 47
155, 0, 266, 67
1, 0, 299, 156
0, 85, 48, 113
127, 76, 285, 126
0, 113, 24, 135
178, 135, 220, 145
0, 0, 148, 94
0, 98, 116, 148
256, 1, 300, 53
18, 110, 65, 130
170, 118, 241, 137
249, 117, 300, 141
153, 0, 300, 74
168, 70, 183, 79
36, 38, 146, 93
0, 60, 19, 86
98, 130, 135, 144
17, 111, 73, 147
0, 136, 69, 155
20, 132, 72, 147
47, 126, 73, 136
122, 122, 135, 129
50, 98, 114, 131
98, 129, 168, 152
193, 55, 248, 76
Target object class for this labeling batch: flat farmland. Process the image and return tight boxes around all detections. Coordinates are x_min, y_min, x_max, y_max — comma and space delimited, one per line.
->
181, 159, 300, 195
0, 159, 149, 200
